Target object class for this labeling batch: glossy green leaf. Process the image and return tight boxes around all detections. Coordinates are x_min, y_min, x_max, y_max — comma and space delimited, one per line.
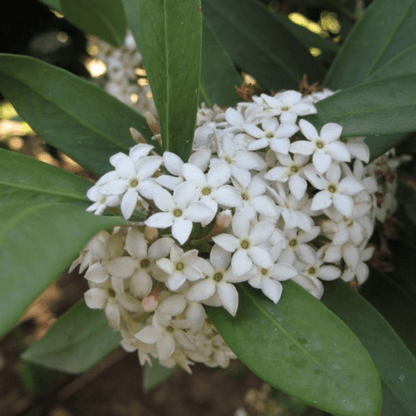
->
306, 75, 416, 159
366, 134, 409, 162
0, 54, 154, 176
129, 0, 202, 161
325, 0, 416, 89
206, 282, 382, 416
22, 301, 121, 373
203, 0, 325, 91
322, 280, 416, 416
273, 12, 339, 54
368, 45, 416, 81
200, 18, 242, 108
0, 149, 124, 339
38, 0, 62, 11
143, 357, 178, 391
60, 0, 127, 47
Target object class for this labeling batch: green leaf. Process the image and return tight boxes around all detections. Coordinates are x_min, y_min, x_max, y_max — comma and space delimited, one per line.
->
0, 54, 154, 176
128, 0, 202, 161
143, 357, 178, 391
322, 280, 416, 416
0, 149, 123, 339
273, 12, 340, 54
22, 301, 121, 373
60, 0, 127, 47
325, 0, 416, 89
306, 75, 416, 159
206, 282, 382, 416
365, 134, 409, 162
203, 0, 325, 91
368, 45, 416, 82
200, 18, 242, 108
38, 0, 62, 12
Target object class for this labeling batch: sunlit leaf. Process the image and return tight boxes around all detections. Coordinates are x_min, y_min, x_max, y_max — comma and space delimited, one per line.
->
325, 0, 416, 89
322, 280, 416, 416
203, 0, 325, 91
22, 301, 121, 373
0, 149, 124, 339
207, 282, 382, 416
0, 54, 154, 176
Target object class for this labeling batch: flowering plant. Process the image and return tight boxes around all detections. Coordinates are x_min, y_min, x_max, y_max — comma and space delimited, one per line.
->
1, 0, 416, 415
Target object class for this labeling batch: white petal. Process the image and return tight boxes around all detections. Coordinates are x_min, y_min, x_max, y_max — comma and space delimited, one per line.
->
218, 283, 239, 316
135, 326, 161, 344
311, 191, 332, 211
149, 237, 175, 260
163, 151, 184, 175
290, 140, 315, 155
184, 202, 214, 223
85, 263, 108, 283
338, 177, 365, 195
84, 288, 106, 309
106, 257, 137, 279
252, 196, 278, 217
215, 186, 243, 208
289, 175, 307, 200
270, 137, 290, 154
145, 212, 173, 229
173, 181, 197, 206
261, 278, 282, 304
318, 266, 341, 280
232, 211, 250, 237
249, 246, 274, 269
157, 336, 176, 360
172, 218, 193, 244
126, 229, 147, 258
327, 142, 351, 162
187, 280, 216, 301
115, 156, 135, 178
121, 189, 138, 220
250, 221, 275, 245
212, 234, 240, 253
313, 151, 332, 174
105, 303, 120, 330
167, 272, 187, 291
342, 244, 360, 268
320, 123, 342, 143
153, 186, 174, 212
232, 250, 253, 276
333, 194, 354, 217
130, 271, 153, 297
182, 163, 205, 184
299, 119, 318, 140
210, 244, 232, 270
272, 263, 298, 281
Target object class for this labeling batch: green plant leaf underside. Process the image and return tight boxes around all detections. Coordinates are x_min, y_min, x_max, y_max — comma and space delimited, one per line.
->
22, 300, 121, 373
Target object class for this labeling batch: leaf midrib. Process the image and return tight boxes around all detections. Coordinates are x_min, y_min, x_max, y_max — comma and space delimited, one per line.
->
363, 0, 415, 80
206, 1, 299, 84
242, 286, 363, 399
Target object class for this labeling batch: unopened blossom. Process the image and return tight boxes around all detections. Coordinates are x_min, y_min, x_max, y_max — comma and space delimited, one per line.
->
304, 164, 364, 217
290, 120, 350, 174
213, 212, 274, 276
145, 181, 214, 244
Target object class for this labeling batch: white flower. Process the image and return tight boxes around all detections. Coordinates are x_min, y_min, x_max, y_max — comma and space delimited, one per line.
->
182, 162, 243, 225
260, 91, 317, 123
145, 182, 214, 244
243, 117, 299, 153
304, 164, 364, 217
264, 153, 309, 200
99, 153, 163, 219
186, 245, 247, 315
246, 243, 297, 303
212, 212, 274, 276
156, 245, 204, 291
86, 185, 121, 216
290, 120, 350, 174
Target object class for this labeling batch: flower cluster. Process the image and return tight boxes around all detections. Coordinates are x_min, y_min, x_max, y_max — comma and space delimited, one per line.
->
72, 88, 384, 372
89, 32, 157, 118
